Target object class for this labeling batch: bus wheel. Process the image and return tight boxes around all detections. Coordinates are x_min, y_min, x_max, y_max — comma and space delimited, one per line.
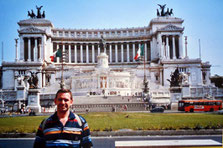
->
210, 108, 214, 112
190, 109, 194, 112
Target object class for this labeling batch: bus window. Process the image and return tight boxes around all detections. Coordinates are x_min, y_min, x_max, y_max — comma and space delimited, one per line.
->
185, 102, 190, 106
179, 103, 184, 107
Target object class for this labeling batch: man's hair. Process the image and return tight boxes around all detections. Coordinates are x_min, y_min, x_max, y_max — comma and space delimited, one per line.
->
55, 89, 73, 100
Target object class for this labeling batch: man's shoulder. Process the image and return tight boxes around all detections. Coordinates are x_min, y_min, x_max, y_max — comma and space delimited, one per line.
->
41, 113, 57, 125
70, 112, 86, 126
77, 114, 86, 123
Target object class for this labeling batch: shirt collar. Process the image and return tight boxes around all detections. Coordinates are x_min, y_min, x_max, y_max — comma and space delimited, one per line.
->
52, 111, 75, 121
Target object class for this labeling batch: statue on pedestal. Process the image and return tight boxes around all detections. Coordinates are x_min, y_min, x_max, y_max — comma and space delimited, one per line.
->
99, 35, 106, 52
17, 75, 25, 87
167, 68, 182, 87
180, 73, 189, 85
28, 71, 40, 89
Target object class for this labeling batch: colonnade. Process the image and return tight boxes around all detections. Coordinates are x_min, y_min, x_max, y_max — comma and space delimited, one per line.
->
19, 35, 46, 62
161, 35, 183, 59
53, 41, 150, 64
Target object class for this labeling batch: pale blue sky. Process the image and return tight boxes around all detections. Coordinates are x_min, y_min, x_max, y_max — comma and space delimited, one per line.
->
0, 0, 223, 76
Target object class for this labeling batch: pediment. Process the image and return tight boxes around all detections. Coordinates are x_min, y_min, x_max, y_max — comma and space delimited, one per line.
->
159, 24, 183, 31
18, 27, 45, 34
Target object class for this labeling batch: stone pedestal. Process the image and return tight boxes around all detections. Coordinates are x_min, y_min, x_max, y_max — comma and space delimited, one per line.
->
170, 87, 182, 110
16, 86, 27, 110
27, 89, 41, 113
182, 84, 190, 98
16, 86, 26, 101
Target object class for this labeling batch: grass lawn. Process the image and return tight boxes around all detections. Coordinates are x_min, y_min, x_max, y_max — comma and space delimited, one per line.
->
0, 112, 222, 133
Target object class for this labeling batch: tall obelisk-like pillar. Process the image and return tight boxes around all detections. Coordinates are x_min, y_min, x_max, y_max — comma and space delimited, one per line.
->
15, 38, 19, 62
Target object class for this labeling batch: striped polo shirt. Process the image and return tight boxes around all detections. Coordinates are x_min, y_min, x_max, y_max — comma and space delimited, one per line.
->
33, 111, 93, 148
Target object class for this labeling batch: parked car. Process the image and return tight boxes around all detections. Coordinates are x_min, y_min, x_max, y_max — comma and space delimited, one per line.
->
150, 107, 164, 113
215, 110, 223, 115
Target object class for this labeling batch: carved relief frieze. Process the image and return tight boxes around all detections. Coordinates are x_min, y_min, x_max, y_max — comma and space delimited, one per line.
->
159, 24, 183, 32
18, 27, 45, 34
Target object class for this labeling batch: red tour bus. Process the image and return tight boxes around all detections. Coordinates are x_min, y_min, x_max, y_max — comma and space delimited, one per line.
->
178, 99, 222, 112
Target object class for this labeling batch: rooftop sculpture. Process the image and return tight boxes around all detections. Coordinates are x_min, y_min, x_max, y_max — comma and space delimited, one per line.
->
157, 4, 173, 17
28, 5, 45, 19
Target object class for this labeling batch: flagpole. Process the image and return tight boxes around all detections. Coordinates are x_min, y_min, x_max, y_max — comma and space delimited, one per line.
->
143, 41, 148, 97
60, 38, 65, 89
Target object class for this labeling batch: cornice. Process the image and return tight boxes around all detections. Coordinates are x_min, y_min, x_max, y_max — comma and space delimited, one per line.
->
52, 26, 150, 32
2, 61, 43, 68
149, 17, 184, 27
18, 19, 53, 27
161, 58, 202, 64
51, 35, 151, 42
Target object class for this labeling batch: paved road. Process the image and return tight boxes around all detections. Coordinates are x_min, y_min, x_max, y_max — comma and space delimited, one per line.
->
0, 135, 221, 148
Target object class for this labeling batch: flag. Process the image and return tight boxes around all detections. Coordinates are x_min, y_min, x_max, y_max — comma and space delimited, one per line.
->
50, 49, 62, 62
134, 44, 144, 60
56, 49, 62, 57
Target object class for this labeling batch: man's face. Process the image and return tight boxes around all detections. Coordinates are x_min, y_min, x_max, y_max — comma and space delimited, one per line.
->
54, 92, 73, 113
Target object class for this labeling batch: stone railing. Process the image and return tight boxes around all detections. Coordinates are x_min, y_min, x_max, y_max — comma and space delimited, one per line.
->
72, 102, 146, 113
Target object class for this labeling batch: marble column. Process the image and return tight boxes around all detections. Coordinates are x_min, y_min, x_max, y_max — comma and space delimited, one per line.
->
166, 36, 169, 59
86, 44, 89, 63
80, 44, 83, 63
127, 43, 130, 62
37, 72, 42, 88
69, 44, 71, 63
109, 44, 112, 63
121, 43, 124, 62
133, 43, 135, 61
157, 33, 162, 58
98, 44, 100, 55
138, 42, 141, 57
74, 44, 77, 63
34, 38, 38, 61
144, 42, 147, 61
41, 37, 44, 61
20, 36, 24, 61
42, 72, 45, 88
115, 43, 118, 63
179, 35, 183, 59
63, 44, 65, 63
92, 44, 95, 63
28, 38, 31, 61
15, 38, 18, 62
161, 42, 165, 59
42, 35, 46, 61
149, 41, 153, 61
172, 36, 176, 59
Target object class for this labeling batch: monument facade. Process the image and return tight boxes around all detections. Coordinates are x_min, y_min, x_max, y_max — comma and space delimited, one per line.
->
1, 5, 222, 111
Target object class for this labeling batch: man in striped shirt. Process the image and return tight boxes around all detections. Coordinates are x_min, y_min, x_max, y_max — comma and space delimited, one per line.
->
34, 89, 93, 148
